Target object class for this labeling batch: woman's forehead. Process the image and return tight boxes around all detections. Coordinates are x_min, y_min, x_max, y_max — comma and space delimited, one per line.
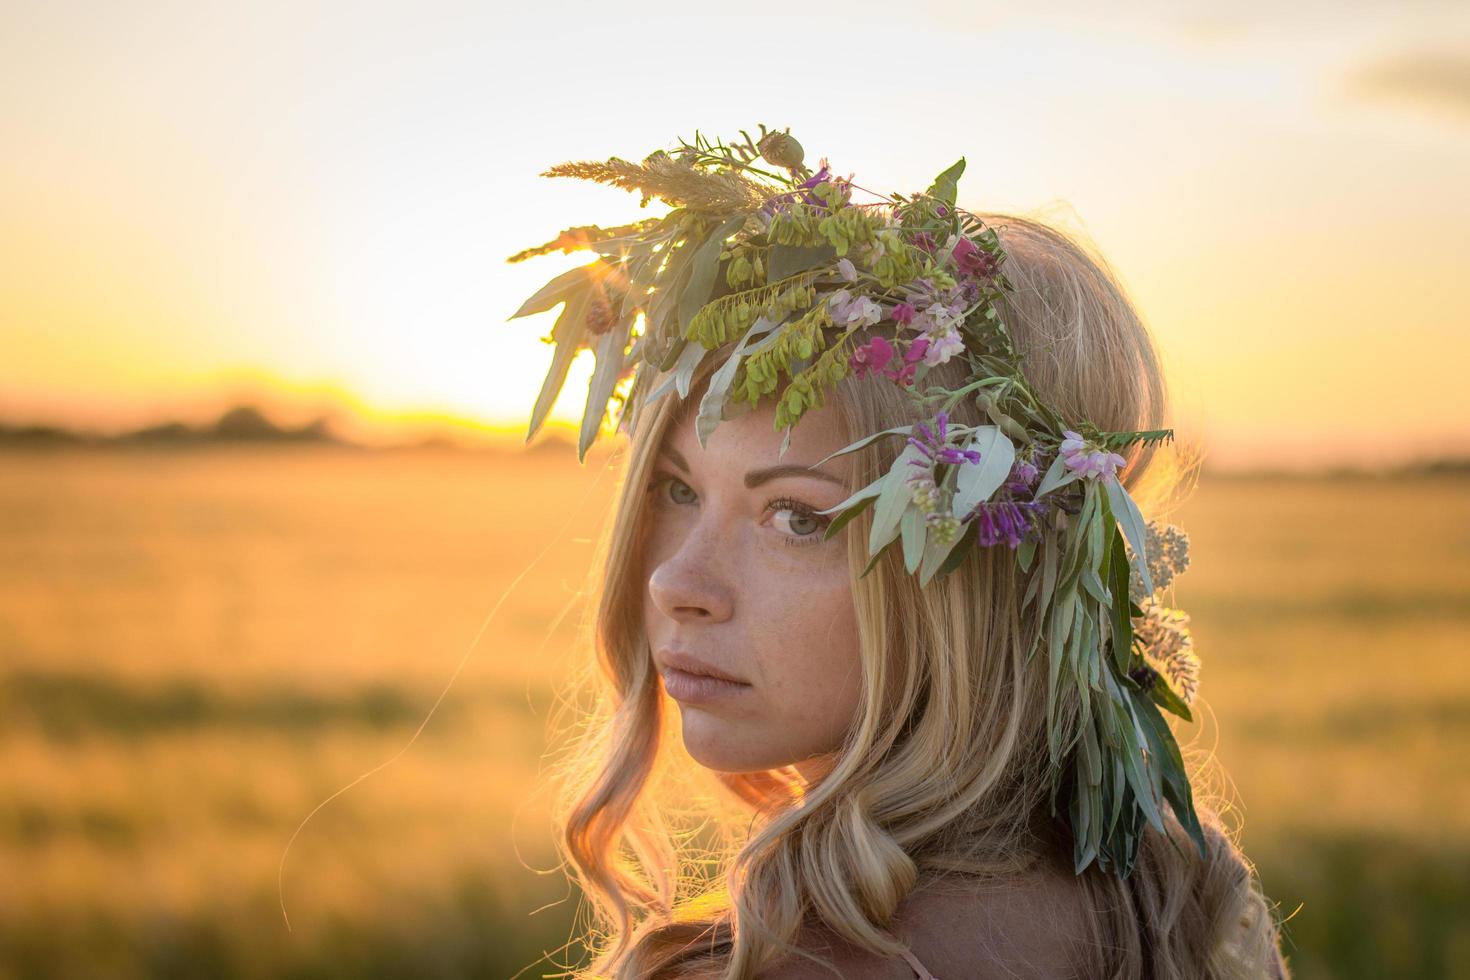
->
659, 396, 854, 479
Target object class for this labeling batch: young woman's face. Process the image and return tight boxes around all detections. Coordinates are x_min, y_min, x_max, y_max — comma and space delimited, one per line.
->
641, 392, 864, 776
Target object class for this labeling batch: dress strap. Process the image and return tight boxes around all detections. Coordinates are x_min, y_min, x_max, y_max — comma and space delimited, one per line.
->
897, 945, 941, 980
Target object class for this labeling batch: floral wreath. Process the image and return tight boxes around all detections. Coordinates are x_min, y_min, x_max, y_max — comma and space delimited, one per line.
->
506, 125, 1204, 879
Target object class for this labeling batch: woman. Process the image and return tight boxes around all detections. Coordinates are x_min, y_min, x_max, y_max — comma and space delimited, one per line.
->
512, 132, 1291, 978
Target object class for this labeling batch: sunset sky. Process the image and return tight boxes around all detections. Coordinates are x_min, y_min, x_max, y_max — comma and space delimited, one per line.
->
2, 1, 1467, 469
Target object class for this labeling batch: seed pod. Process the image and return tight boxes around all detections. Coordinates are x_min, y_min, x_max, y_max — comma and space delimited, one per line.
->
758, 131, 804, 170
585, 286, 616, 335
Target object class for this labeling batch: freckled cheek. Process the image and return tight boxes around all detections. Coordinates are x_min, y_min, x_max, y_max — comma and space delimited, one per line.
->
748, 578, 860, 696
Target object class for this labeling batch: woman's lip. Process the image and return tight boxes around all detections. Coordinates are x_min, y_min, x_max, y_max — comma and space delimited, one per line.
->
661, 667, 751, 704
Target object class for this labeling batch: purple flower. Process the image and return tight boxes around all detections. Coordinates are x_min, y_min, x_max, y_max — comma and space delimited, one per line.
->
970, 498, 1049, 549
1003, 457, 1040, 495
760, 163, 836, 217
911, 232, 938, 254
907, 410, 984, 467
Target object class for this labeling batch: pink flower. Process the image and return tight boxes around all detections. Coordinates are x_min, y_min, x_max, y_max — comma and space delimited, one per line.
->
849, 336, 894, 379
884, 337, 929, 385
890, 302, 917, 326
1060, 430, 1128, 480
951, 236, 998, 278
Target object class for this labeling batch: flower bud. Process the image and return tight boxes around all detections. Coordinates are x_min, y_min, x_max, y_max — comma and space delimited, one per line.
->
758, 131, 805, 170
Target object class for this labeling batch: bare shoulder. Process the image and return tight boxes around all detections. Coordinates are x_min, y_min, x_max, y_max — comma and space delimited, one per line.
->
889, 857, 1100, 979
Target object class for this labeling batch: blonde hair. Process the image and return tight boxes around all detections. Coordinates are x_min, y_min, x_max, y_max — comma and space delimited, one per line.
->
540, 212, 1291, 979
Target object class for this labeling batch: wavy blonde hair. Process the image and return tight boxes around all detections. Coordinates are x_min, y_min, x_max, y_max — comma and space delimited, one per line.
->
539, 212, 1291, 979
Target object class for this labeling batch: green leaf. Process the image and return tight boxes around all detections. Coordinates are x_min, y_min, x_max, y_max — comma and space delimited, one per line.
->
1114, 694, 1166, 834
821, 493, 876, 541
1104, 475, 1154, 597
935, 520, 979, 579
1131, 689, 1207, 859
1017, 535, 1038, 573
1147, 670, 1193, 723
868, 444, 929, 555
1035, 453, 1083, 498
816, 476, 885, 518
678, 215, 747, 339
951, 426, 1015, 518
525, 290, 591, 443
508, 262, 599, 320
767, 242, 837, 281
671, 338, 707, 399
577, 319, 630, 461
925, 158, 966, 208
900, 506, 927, 574
1108, 528, 1136, 674
694, 314, 781, 447
813, 425, 915, 467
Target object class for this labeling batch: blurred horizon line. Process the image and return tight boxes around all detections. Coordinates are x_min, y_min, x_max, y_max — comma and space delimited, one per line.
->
4, 395, 1468, 481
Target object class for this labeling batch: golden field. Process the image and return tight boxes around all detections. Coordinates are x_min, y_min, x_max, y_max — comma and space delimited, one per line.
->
1, 446, 1466, 979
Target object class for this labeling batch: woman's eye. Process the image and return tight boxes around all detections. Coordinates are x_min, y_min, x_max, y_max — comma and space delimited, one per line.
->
662, 477, 696, 505
773, 508, 821, 537
768, 498, 830, 546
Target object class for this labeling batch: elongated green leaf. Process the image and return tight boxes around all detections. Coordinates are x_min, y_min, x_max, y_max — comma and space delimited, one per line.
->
1104, 474, 1154, 596
1131, 687, 1206, 858
678, 214, 747, 338
526, 291, 590, 442
577, 318, 630, 461
671, 337, 706, 398
1108, 527, 1136, 674
1148, 670, 1193, 723
951, 426, 1015, 518
868, 444, 928, 555
509, 262, 598, 320
918, 519, 965, 585
816, 476, 885, 518
822, 493, 877, 541
900, 506, 927, 574
767, 242, 836, 281
1017, 535, 1038, 573
694, 314, 780, 447
1114, 696, 1166, 833
646, 231, 703, 337
813, 425, 915, 467
935, 520, 979, 579
1036, 453, 1083, 497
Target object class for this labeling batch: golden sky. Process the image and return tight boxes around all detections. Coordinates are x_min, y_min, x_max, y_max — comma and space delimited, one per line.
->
2, 2, 1467, 469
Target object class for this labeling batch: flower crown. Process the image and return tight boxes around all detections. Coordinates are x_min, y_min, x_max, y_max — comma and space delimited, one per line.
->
506, 125, 1204, 879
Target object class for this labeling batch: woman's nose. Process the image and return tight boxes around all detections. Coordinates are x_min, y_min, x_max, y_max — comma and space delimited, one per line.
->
646, 522, 735, 623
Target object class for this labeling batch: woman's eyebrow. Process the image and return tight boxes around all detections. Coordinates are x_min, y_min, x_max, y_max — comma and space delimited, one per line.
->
658, 447, 845, 488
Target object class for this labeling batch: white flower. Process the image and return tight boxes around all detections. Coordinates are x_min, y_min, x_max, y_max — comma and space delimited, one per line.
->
925, 301, 962, 332
846, 295, 883, 327
923, 327, 965, 366
837, 257, 858, 282
827, 289, 883, 328
826, 288, 852, 311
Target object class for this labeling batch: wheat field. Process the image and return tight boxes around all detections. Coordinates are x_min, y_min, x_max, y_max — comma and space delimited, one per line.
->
2, 446, 1466, 979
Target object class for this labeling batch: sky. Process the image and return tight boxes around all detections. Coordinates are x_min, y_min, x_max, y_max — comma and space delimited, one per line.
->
2, 1, 1468, 470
